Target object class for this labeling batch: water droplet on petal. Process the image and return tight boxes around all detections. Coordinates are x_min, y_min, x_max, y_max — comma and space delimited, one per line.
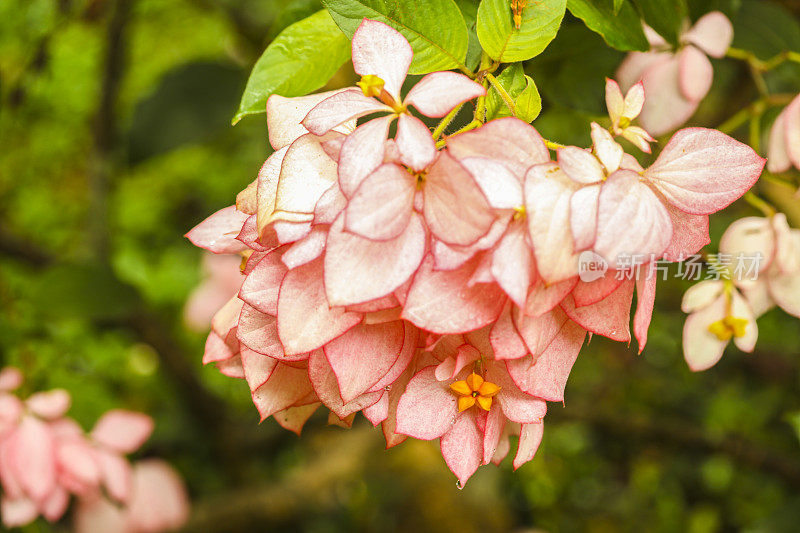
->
455, 480, 463, 490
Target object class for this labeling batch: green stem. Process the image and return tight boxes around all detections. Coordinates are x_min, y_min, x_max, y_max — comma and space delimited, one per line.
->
432, 104, 463, 141
717, 94, 794, 135
743, 191, 777, 217
485, 72, 516, 116
727, 47, 800, 72
435, 119, 482, 148
544, 139, 565, 150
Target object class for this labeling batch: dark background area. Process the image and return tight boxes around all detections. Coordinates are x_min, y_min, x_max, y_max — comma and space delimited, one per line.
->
2, 0, 800, 531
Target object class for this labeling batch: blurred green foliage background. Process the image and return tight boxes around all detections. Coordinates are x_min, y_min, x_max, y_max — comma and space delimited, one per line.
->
2, 0, 800, 531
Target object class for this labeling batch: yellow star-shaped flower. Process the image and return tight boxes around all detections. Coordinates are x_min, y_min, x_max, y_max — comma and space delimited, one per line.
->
450, 373, 501, 412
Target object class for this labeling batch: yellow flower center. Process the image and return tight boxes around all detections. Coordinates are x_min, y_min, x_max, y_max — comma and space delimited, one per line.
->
513, 205, 526, 221
450, 372, 501, 412
708, 316, 748, 341
357, 74, 385, 98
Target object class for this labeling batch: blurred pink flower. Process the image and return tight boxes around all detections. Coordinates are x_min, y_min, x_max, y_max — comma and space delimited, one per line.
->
767, 93, 800, 173
184, 253, 243, 332
617, 12, 733, 136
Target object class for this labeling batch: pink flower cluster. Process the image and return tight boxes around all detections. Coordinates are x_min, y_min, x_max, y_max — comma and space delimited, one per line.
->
617, 12, 733, 136
683, 214, 800, 371
187, 19, 764, 485
0, 367, 188, 530
767, 93, 800, 174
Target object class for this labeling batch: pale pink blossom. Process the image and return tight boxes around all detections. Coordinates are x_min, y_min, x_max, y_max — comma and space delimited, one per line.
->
767, 93, 800, 173
681, 280, 757, 371
605, 78, 655, 152
617, 12, 734, 135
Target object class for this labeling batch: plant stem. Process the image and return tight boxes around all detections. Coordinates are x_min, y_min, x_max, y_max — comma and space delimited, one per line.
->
485, 72, 516, 116
744, 191, 777, 217
435, 119, 482, 148
717, 94, 794, 135
432, 104, 463, 141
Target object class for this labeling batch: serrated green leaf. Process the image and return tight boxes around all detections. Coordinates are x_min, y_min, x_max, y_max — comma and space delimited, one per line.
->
567, 0, 649, 52
631, 0, 687, 46
476, 0, 567, 62
233, 10, 350, 124
486, 64, 542, 123
322, 0, 469, 74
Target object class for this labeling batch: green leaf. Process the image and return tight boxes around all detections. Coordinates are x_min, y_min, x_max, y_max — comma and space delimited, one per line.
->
486, 63, 541, 122
455, 0, 483, 70
567, 0, 649, 52
613, 0, 624, 14
732, 0, 800, 59
233, 10, 351, 124
322, 0, 470, 74
476, 0, 567, 62
267, 0, 323, 40
631, 0, 687, 46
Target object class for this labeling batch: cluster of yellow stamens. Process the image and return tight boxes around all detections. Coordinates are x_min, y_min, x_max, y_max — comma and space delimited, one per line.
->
357, 74, 405, 113
450, 373, 501, 412
511, 0, 527, 29
708, 316, 748, 341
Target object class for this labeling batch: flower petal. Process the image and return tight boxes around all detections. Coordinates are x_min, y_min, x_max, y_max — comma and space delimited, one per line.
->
302, 88, 391, 135
561, 280, 635, 342
491, 221, 533, 308
683, 11, 733, 58
338, 115, 395, 198
395, 366, 459, 440
277, 258, 362, 355
767, 107, 791, 173
590, 122, 623, 173
424, 151, 495, 246
402, 255, 507, 334
513, 422, 544, 470
91, 411, 154, 454
251, 362, 316, 421
595, 169, 673, 268
570, 184, 601, 251
637, 55, 699, 136
405, 71, 486, 117
487, 363, 547, 424
440, 412, 482, 486
661, 204, 711, 261
239, 249, 286, 316
324, 321, 405, 403
605, 78, 625, 125
8, 416, 56, 502
683, 293, 728, 371
325, 212, 426, 307
308, 349, 383, 419
344, 163, 415, 241
558, 147, 605, 184
186, 206, 248, 254
26, 390, 71, 420
633, 273, 657, 353
459, 157, 524, 209
351, 19, 412, 99
240, 347, 278, 393
446, 117, 550, 177
678, 45, 713, 102
396, 114, 436, 171
644, 128, 765, 215
267, 89, 353, 150
274, 403, 320, 435
524, 163, 580, 283
490, 302, 529, 361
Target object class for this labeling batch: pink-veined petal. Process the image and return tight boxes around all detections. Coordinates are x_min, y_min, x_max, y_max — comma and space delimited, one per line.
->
267, 89, 353, 150
683, 11, 733, 58
277, 258, 362, 355
570, 184, 600, 251
446, 117, 550, 176
483, 406, 505, 465
605, 77, 625, 125
561, 280, 635, 342
402, 255, 507, 334
513, 422, 544, 470
302, 88, 391, 135
678, 45, 713, 102
125, 460, 190, 533
682, 280, 725, 313
405, 71, 486, 117
307, 349, 382, 419
513, 306, 568, 358
661, 203, 710, 261
767, 107, 791, 173
524, 163, 580, 283
633, 273, 657, 353
491, 221, 533, 308
186, 206, 248, 254
616, 51, 666, 92
251, 362, 316, 421
282, 226, 327, 269
274, 403, 319, 435
524, 277, 578, 317
558, 147, 604, 184
338, 115, 395, 198
351, 19, 412, 100
256, 147, 288, 236
719, 217, 775, 275
324, 321, 404, 403
237, 305, 291, 360
344, 163, 416, 240
395, 366, 458, 440
623, 81, 645, 119
272, 133, 339, 221
590, 122, 623, 173
459, 157, 524, 209
424, 152, 494, 246
487, 363, 547, 424
326, 212, 426, 307
507, 320, 586, 402
440, 412, 482, 486
490, 303, 528, 360
239, 249, 286, 316
595, 169, 673, 268
240, 347, 278, 393
784, 95, 800, 169
644, 128, 765, 215
572, 275, 624, 308
396, 113, 436, 171
683, 293, 728, 371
